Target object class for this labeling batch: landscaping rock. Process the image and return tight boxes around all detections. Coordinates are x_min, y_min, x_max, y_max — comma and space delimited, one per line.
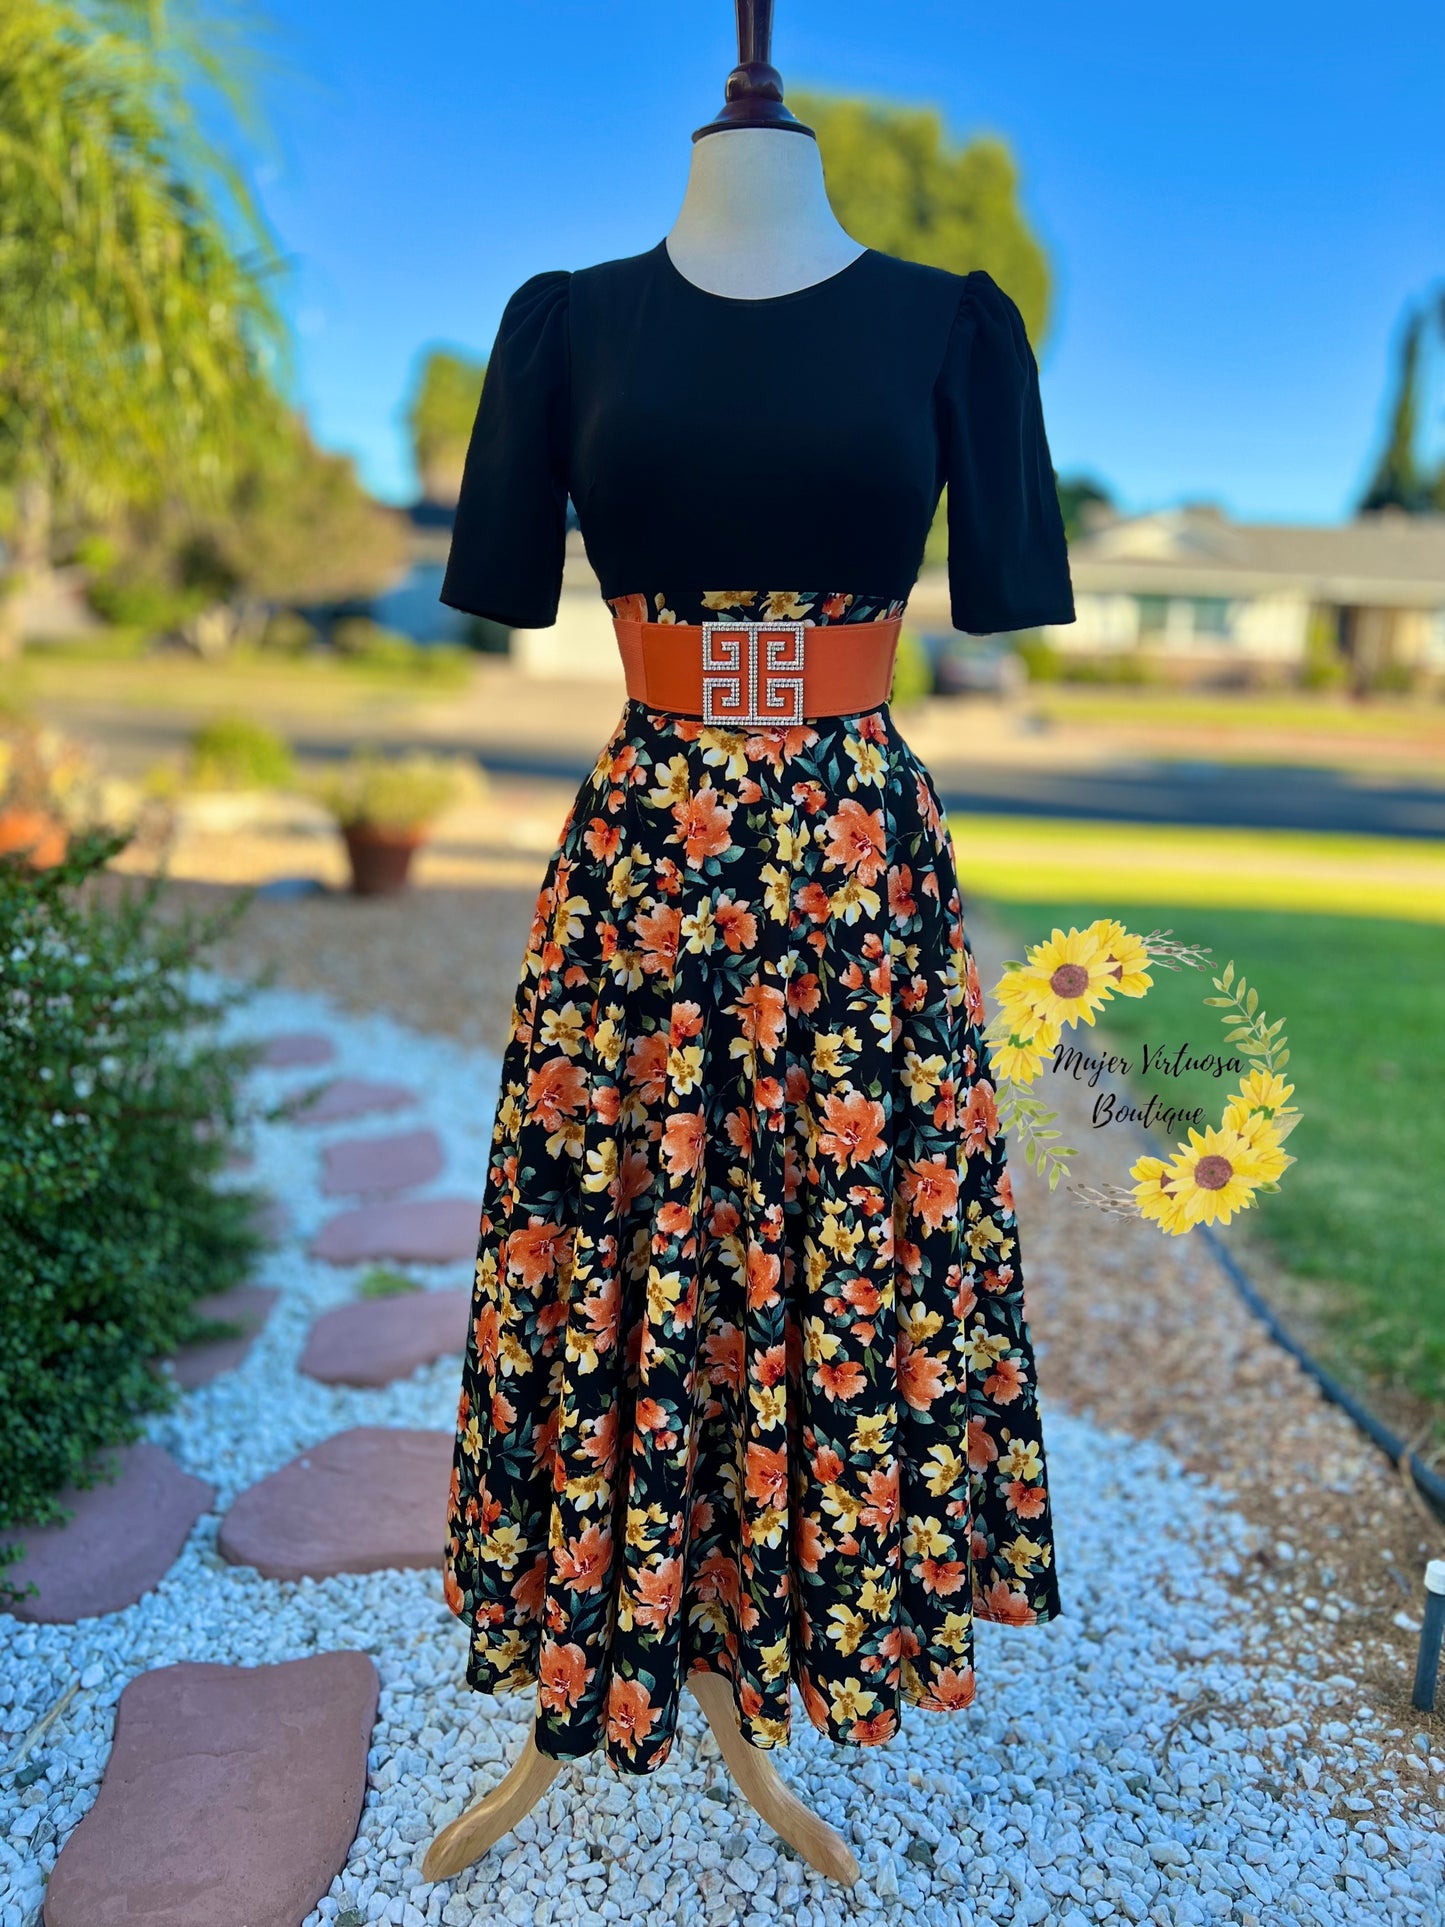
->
310, 1196, 479, 1266
259, 1030, 337, 1067
298, 1287, 470, 1387
5, 1442, 213, 1624
168, 1284, 280, 1390
41, 1651, 378, 1927
285, 1076, 419, 1125
250, 1192, 293, 1245
217, 1427, 451, 1580
320, 1126, 446, 1198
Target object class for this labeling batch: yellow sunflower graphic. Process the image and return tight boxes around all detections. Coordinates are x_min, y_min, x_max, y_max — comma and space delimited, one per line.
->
1166, 1124, 1271, 1227
991, 1021, 1061, 1085
1224, 1111, 1293, 1183
1090, 917, 1154, 998
1222, 1067, 1295, 1128
1130, 1154, 1195, 1235
1011, 926, 1116, 1031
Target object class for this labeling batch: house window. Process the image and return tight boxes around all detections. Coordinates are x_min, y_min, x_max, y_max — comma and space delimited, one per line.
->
1190, 597, 1233, 637
1134, 594, 1233, 642
1136, 595, 1170, 635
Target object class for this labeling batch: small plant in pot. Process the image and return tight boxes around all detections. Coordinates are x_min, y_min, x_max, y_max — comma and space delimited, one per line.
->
306, 748, 466, 896
0, 713, 107, 871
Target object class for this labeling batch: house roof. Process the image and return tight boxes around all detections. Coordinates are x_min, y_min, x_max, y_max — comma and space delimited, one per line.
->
1067, 506, 1445, 607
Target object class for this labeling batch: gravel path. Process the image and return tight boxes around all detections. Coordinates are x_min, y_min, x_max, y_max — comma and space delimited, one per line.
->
3, 965, 1442, 1927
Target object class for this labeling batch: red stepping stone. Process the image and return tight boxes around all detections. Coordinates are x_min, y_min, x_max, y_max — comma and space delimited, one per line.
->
285, 1076, 418, 1126
310, 1196, 480, 1266
299, 1288, 471, 1387
258, 1030, 337, 1067
42, 1651, 378, 1927
167, 1285, 280, 1390
320, 1126, 446, 1198
218, 1427, 451, 1580
5, 1442, 213, 1624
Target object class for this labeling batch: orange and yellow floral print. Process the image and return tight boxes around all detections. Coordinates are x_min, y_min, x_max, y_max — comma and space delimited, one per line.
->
443, 599, 1061, 1776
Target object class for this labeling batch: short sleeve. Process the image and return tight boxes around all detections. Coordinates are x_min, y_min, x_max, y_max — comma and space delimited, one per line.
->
440, 269, 571, 628
937, 271, 1076, 635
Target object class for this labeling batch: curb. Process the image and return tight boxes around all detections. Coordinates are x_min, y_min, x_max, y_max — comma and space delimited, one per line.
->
1072, 1042, 1444, 1529
1190, 1216, 1445, 1529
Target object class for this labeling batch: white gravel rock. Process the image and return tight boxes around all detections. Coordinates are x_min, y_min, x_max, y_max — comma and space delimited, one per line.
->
2, 972, 1442, 1926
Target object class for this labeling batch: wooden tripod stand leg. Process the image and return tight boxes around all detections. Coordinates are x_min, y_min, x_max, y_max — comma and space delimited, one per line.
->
687, 1672, 861, 1887
420, 1724, 562, 1882
422, 1680, 861, 1890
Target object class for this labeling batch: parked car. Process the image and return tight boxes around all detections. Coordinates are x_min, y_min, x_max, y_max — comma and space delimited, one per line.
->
923, 631, 1029, 697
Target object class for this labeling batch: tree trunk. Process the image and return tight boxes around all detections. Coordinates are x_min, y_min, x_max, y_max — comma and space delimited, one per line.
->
0, 474, 54, 663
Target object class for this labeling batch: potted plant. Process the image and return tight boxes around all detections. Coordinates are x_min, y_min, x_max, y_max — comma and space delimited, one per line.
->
306, 748, 466, 896
0, 716, 105, 871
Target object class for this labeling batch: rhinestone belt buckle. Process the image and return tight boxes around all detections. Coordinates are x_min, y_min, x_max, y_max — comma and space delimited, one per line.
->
701, 620, 807, 729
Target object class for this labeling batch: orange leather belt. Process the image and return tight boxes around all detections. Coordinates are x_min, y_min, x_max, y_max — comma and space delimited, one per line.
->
613, 615, 901, 727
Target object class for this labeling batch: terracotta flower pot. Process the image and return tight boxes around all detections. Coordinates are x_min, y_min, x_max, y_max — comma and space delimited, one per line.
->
0, 805, 69, 870
341, 822, 428, 896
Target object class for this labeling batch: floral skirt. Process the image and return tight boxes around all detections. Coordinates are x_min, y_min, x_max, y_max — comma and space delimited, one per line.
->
443, 687, 1062, 1776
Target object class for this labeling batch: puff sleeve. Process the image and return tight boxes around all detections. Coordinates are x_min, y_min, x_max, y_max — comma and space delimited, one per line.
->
937, 271, 1075, 636
440, 269, 571, 628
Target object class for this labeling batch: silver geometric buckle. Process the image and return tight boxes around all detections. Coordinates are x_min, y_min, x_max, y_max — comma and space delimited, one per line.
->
700, 620, 807, 729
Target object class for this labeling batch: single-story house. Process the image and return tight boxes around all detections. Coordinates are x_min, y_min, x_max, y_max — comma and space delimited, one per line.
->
1037, 504, 1445, 686
398, 499, 1445, 691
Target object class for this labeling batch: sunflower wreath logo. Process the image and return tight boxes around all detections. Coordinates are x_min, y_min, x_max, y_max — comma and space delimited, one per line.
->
982, 918, 1303, 1235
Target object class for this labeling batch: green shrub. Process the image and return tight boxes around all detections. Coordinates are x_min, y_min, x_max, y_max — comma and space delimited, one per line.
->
303, 748, 466, 832
188, 713, 296, 791
0, 829, 268, 1604
1370, 660, 1418, 697
329, 616, 407, 658
888, 628, 935, 707
1062, 651, 1156, 685
259, 610, 321, 656
1012, 632, 1063, 682
329, 618, 472, 689
1300, 611, 1348, 692
85, 572, 206, 636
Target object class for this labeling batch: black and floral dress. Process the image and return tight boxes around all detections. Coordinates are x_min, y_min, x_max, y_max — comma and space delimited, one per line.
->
438, 241, 1075, 1775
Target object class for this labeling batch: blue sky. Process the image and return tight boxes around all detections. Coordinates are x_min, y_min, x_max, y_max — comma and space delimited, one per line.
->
242, 0, 1444, 522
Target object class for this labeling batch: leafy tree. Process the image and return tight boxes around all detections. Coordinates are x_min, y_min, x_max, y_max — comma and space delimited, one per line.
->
0, 0, 288, 657
87, 395, 410, 653
1361, 307, 1425, 513
407, 349, 486, 506
793, 93, 1059, 587
1056, 474, 1116, 543
790, 93, 1053, 346
1359, 287, 1445, 515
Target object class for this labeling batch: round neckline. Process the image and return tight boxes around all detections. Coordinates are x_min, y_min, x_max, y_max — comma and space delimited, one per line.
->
656, 236, 875, 307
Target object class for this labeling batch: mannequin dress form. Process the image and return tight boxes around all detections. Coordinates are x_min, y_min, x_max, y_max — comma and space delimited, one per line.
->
425, 0, 1071, 1891
424, 18, 867, 1891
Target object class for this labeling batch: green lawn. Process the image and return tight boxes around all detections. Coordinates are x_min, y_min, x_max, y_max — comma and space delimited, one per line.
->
11, 639, 473, 719
1030, 686, 1445, 743
968, 877, 1445, 1442
947, 813, 1445, 924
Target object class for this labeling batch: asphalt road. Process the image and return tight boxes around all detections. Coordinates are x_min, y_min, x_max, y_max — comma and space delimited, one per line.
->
457, 742, 1445, 840
44, 707, 1445, 840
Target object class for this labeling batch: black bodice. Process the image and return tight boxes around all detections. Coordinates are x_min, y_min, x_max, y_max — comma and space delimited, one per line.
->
441, 237, 1075, 638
